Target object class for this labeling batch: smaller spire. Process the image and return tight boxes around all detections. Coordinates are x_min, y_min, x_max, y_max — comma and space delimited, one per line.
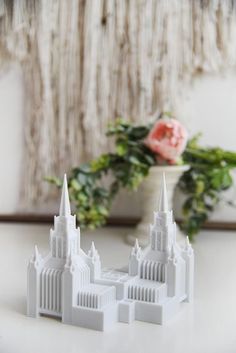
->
59, 174, 71, 216
185, 236, 190, 248
184, 236, 193, 253
31, 245, 41, 265
134, 238, 140, 252
91, 241, 96, 252
131, 238, 141, 257
158, 173, 168, 212
88, 241, 99, 258
33, 245, 40, 261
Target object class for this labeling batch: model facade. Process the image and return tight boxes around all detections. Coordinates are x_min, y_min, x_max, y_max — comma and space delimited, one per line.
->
27, 174, 194, 331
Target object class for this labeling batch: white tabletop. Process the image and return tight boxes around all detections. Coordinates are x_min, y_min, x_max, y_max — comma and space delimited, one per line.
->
0, 223, 236, 353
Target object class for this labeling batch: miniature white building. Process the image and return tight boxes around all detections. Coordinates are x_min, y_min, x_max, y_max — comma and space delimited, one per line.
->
27, 173, 194, 331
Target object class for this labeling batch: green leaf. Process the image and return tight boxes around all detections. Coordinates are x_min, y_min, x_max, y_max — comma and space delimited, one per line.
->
44, 176, 62, 187
70, 179, 81, 191
94, 187, 110, 199
116, 142, 128, 156
144, 154, 156, 165
77, 173, 88, 185
97, 206, 109, 216
78, 163, 91, 173
210, 169, 233, 190
195, 180, 205, 195
128, 156, 141, 165
128, 126, 150, 140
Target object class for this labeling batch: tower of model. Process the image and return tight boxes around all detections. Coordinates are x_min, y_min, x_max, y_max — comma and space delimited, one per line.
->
27, 173, 194, 331
128, 174, 194, 303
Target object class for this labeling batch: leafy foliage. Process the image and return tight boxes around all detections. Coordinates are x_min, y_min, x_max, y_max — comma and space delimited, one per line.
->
179, 136, 236, 238
46, 119, 156, 229
46, 119, 236, 239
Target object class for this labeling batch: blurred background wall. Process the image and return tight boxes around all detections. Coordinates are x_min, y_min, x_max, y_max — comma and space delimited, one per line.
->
1, 1, 236, 226
1, 64, 236, 221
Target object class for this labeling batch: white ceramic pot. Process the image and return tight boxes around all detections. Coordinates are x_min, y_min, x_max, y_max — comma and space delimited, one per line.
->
126, 165, 189, 247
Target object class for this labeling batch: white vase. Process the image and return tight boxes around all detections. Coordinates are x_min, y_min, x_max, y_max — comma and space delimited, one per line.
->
126, 165, 189, 247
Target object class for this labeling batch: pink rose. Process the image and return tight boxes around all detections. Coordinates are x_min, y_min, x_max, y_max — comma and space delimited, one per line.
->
145, 118, 188, 164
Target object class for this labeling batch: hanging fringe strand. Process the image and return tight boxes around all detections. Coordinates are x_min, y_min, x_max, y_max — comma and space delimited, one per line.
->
0, 0, 236, 204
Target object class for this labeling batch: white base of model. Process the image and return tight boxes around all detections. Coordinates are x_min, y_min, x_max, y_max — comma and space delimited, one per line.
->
27, 174, 194, 331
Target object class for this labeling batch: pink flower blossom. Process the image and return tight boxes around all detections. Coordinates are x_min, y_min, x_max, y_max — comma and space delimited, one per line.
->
145, 118, 188, 164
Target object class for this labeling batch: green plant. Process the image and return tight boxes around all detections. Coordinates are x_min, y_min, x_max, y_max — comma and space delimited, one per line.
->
46, 119, 156, 229
179, 135, 236, 238
46, 119, 236, 239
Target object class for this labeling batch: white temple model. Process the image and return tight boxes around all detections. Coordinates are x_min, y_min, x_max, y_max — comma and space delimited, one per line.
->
27, 173, 194, 331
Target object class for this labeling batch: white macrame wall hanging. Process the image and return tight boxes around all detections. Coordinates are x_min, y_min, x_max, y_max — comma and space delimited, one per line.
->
0, 0, 235, 204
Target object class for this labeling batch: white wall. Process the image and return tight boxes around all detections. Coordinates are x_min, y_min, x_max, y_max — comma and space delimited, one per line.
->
175, 70, 236, 221
0, 65, 236, 220
181, 70, 236, 150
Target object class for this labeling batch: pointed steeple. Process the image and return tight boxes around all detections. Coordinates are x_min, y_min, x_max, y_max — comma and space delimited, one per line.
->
33, 245, 40, 261
31, 245, 41, 265
59, 174, 71, 216
89, 242, 96, 256
184, 236, 193, 254
88, 241, 99, 259
131, 238, 141, 257
134, 238, 140, 252
185, 236, 190, 248
158, 173, 168, 212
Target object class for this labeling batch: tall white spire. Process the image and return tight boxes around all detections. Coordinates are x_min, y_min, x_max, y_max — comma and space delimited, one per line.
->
158, 173, 168, 212
59, 174, 71, 216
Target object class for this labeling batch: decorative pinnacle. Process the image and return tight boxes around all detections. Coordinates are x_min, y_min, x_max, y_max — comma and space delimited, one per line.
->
88, 241, 99, 258
185, 236, 193, 253
33, 245, 40, 261
59, 174, 71, 216
134, 238, 140, 252
158, 173, 169, 212
185, 236, 190, 247
131, 238, 141, 257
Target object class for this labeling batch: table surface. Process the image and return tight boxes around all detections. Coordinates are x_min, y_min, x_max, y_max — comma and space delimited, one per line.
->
0, 223, 236, 353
